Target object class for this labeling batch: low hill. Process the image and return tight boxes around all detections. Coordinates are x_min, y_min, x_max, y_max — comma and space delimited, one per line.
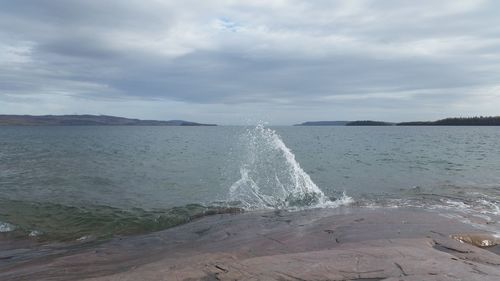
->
294, 121, 350, 126
0, 115, 217, 126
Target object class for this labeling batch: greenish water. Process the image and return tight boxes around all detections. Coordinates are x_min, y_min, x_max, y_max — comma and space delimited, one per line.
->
1, 125, 499, 241
0, 198, 241, 241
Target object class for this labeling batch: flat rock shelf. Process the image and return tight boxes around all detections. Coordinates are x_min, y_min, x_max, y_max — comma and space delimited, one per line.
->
1, 207, 499, 280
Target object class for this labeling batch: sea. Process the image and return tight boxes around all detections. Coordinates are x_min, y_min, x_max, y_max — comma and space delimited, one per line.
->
0, 125, 499, 241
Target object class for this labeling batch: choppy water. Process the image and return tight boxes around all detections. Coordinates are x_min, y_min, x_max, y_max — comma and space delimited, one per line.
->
0, 125, 499, 241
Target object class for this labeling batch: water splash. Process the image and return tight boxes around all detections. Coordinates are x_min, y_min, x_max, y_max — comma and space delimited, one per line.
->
0, 221, 15, 232
229, 123, 351, 209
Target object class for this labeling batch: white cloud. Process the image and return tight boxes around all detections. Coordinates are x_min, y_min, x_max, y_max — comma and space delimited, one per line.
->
0, 0, 499, 123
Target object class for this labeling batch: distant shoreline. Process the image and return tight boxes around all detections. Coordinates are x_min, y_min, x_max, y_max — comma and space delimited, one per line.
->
296, 116, 500, 126
0, 115, 217, 126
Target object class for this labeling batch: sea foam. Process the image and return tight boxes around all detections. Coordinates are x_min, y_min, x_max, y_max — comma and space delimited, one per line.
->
0, 221, 15, 232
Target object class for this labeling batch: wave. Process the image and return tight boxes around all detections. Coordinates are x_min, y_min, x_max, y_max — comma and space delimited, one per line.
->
229, 123, 350, 209
0, 198, 242, 242
352, 185, 500, 235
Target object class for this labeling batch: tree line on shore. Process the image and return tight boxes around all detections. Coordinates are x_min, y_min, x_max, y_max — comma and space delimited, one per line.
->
397, 116, 500, 126
297, 116, 500, 126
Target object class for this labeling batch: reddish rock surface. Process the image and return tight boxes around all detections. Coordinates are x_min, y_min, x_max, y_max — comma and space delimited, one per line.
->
1, 207, 499, 280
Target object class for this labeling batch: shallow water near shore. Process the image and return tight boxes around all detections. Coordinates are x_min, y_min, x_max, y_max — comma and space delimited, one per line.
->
0, 125, 499, 241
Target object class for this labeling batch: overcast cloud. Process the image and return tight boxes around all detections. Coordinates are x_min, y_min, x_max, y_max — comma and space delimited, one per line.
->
1, 0, 499, 124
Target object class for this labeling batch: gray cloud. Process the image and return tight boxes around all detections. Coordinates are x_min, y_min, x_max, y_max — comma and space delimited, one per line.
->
1, 0, 500, 124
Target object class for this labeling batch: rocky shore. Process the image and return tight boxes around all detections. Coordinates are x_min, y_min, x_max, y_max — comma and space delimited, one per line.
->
1, 207, 499, 280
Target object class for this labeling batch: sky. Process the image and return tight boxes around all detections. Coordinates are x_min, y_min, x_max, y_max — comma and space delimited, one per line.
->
1, 0, 500, 125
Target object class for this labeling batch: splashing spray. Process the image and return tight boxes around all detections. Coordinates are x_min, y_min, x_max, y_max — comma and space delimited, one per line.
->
229, 123, 352, 209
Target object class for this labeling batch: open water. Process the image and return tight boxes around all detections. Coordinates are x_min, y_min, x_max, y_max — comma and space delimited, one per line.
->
1, 125, 499, 241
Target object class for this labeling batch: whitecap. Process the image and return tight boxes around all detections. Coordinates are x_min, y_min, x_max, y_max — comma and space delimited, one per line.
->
0, 221, 15, 232
28, 230, 42, 237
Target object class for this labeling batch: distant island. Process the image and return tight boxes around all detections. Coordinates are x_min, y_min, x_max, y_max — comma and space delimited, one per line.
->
345, 120, 393, 126
294, 121, 350, 126
0, 115, 217, 126
297, 116, 500, 126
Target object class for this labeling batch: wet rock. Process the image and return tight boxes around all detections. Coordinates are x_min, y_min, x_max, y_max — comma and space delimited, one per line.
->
1, 207, 499, 281
450, 233, 500, 248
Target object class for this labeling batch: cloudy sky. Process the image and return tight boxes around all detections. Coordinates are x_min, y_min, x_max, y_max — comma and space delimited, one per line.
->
1, 0, 499, 124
